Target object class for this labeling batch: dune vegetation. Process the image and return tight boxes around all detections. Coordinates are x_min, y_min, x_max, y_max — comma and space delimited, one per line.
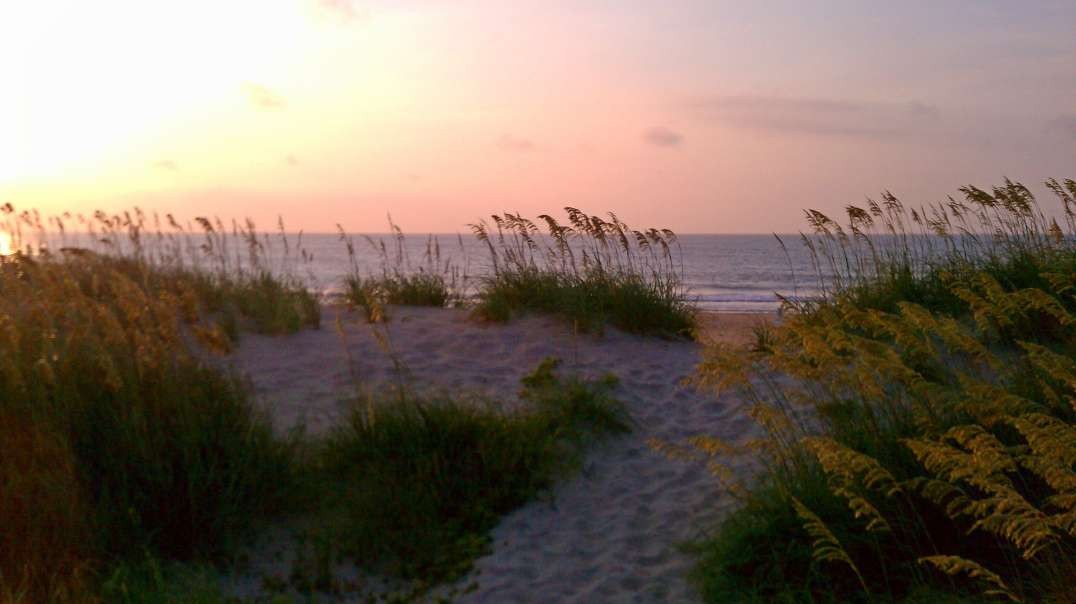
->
337, 208, 696, 337
471, 208, 696, 338
5, 178, 1074, 602
0, 206, 632, 601
338, 219, 464, 323
687, 178, 1076, 603
0, 208, 300, 602
297, 357, 629, 593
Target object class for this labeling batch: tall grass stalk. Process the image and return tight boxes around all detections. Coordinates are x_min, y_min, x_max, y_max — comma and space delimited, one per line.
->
0, 245, 294, 601
2, 205, 321, 343
791, 178, 1076, 315
338, 218, 466, 322
471, 208, 695, 337
690, 178, 1076, 602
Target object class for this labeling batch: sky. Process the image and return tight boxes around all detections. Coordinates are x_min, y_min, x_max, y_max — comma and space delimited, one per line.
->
2, 0, 1075, 233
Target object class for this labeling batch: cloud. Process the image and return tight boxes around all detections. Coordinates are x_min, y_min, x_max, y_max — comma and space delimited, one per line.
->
285, 154, 300, 167
643, 127, 683, 148
497, 134, 535, 152
1047, 115, 1076, 139
152, 159, 178, 172
243, 83, 285, 110
317, 0, 364, 21
688, 95, 940, 138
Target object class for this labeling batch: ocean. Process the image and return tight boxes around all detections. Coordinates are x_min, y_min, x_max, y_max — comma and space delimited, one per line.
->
35, 230, 828, 313
287, 233, 823, 313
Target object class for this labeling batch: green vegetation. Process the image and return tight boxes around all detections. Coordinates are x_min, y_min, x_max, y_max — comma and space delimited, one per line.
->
0, 242, 295, 602
690, 178, 1076, 603
339, 221, 463, 322
17, 179, 1076, 602
0, 202, 643, 602
0, 206, 317, 602
0, 200, 627, 601
304, 357, 629, 589
99, 556, 227, 604
471, 208, 696, 338
336, 210, 696, 338
106, 256, 321, 348
103, 212, 321, 342
7, 207, 320, 345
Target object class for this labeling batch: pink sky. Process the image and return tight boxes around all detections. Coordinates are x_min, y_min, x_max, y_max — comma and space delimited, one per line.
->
3, 0, 1075, 233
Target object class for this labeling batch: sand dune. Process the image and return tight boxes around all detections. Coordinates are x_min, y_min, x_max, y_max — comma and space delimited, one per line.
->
227, 305, 770, 602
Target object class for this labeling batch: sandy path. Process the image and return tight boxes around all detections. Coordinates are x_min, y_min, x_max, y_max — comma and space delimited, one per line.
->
227, 306, 769, 602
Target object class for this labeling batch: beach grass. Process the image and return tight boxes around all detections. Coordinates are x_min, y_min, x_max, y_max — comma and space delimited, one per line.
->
5, 207, 321, 342
98, 555, 227, 604
338, 221, 463, 322
12, 181, 1076, 602
2, 203, 645, 601
102, 256, 321, 347
0, 245, 296, 602
471, 209, 696, 338
690, 178, 1076, 602
304, 357, 629, 588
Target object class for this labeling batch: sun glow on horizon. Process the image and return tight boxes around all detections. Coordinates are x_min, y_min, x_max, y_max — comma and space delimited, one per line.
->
2, 2, 1074, 233
2, 0, 314, 185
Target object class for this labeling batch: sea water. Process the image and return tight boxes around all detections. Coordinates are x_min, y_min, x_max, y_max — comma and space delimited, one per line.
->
289, 233, 823, 313
38, 230, 828, 313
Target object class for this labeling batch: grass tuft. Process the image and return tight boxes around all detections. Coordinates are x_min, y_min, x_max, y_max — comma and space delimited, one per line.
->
0, 207, 303, 601
690, 177, 1076, 603
471, 209, 696, 338
310, 357, 629, 584
338, 220, 463, 322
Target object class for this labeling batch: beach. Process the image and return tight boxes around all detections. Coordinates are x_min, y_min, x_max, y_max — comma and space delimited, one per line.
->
224, 305, 772, 601
7, 182, 1072, 602
5, 1, 1070, 597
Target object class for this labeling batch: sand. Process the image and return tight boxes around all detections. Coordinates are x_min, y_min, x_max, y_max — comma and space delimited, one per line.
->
226, 305, 773, 602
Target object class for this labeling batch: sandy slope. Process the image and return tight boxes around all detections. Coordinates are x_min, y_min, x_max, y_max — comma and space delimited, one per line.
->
226, 305, 770, 602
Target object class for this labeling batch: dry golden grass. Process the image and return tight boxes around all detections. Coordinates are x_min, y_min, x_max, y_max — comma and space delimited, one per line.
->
0, 413, 94, 603
0, 207, 297, 601
690, 179, 1076, 603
